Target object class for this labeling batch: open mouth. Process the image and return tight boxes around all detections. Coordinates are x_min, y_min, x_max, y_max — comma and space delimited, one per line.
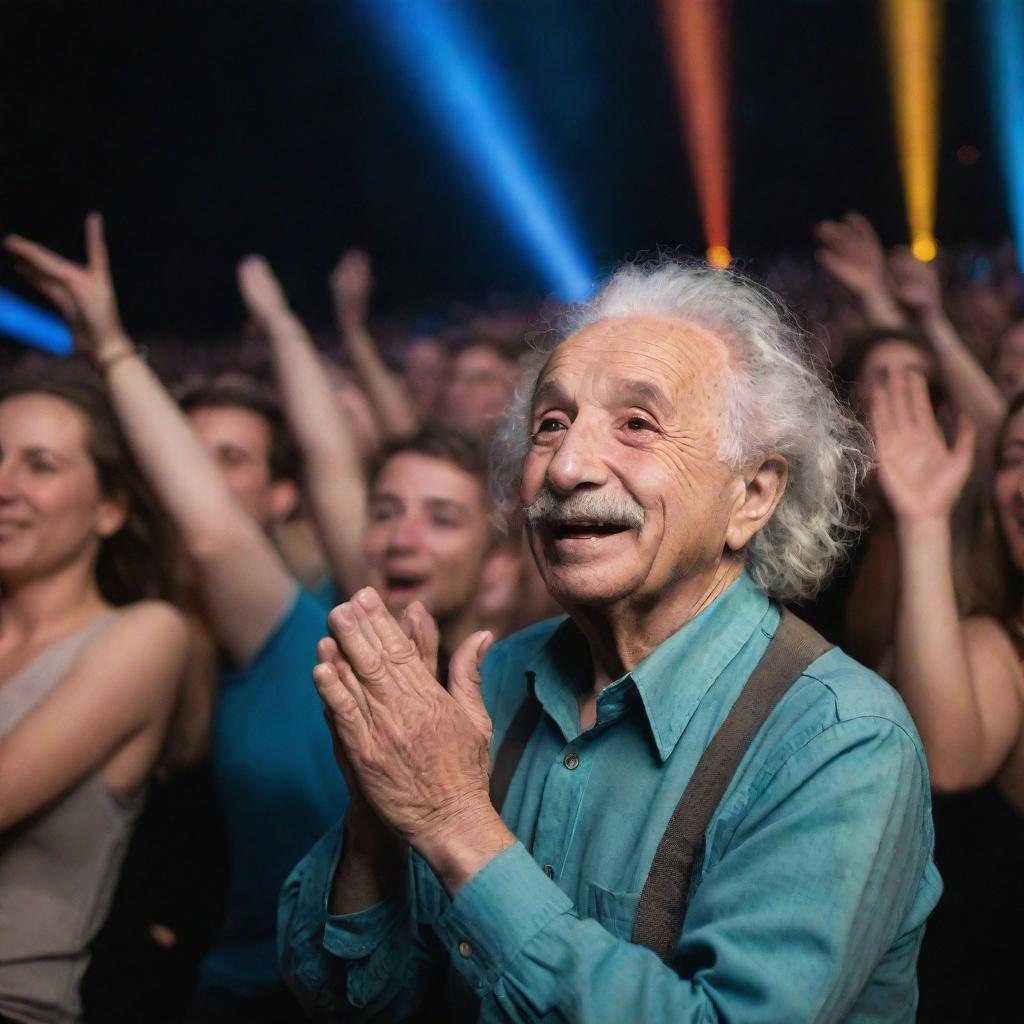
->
385, 574, 429, 595
546, 521, 633, 540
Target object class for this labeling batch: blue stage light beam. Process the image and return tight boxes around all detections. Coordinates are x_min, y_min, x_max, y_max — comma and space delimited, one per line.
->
983, 0, 1024, 271
361, 0, 593, 301
0, 288, 73, 355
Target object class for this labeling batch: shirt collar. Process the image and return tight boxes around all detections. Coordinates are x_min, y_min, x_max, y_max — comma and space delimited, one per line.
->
523, 571, 770, 760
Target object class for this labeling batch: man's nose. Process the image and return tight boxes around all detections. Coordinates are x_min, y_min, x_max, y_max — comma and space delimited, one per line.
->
545, 420, 608, 495
0, 461, 19, 503
387, 516, 423, 551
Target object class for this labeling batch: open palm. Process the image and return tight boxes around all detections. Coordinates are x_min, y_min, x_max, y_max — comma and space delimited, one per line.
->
869, 372, 975, 522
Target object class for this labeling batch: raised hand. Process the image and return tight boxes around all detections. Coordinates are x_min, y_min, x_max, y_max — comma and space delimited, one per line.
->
4, 213, 130, 363
237, 254, 291, 328
330, 249, 373, 329
814, 212, 889, 298
869, 371, 975, 523
888, 246, 942, 317
313, 589, 496, 854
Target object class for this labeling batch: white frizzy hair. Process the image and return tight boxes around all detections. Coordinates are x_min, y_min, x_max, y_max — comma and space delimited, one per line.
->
492, 257, 874, 602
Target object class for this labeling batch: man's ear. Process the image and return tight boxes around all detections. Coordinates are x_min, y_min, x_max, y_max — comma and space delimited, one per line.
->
725, 455, 788, 552
268, 478, 301, 524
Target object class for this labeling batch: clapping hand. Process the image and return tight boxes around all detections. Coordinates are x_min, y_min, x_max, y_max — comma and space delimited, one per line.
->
314, 588, 510, 889
869, 371, 975, 524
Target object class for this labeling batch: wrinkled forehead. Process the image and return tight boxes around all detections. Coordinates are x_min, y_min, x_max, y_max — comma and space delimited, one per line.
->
533, 315, 731, 412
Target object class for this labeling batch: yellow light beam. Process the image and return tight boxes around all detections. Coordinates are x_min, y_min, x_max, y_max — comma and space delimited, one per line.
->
882, 0, 942, 261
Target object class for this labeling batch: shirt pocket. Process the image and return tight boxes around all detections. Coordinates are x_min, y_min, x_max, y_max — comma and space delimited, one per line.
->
584, 881, 642, 942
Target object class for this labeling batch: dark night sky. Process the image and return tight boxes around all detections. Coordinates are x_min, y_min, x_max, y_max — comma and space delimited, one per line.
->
0, 0, 1008, 341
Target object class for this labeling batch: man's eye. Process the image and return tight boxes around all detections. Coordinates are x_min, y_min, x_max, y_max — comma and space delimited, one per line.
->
533, 418, 565, 438
625, 417, 655, 432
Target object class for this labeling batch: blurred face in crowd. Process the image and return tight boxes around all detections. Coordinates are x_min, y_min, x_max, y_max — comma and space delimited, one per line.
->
521, 317, 772, 611
995, 324, 1024, 401
995, 405, 1024, 574
187, 404, 297, 529
0, 393, 126, 587
365, 452, 494, 622
445, 344, 518, 435
403, 336, 450, 419
855, 341, 933, 412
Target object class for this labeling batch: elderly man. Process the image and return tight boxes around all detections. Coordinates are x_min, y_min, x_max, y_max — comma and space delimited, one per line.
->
279, 261, 941, 1022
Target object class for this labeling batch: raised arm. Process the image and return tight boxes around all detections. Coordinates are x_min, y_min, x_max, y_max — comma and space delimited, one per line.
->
888, 246, 1007, 454
238, 255, 370, 599
0, 602, 188, 832
815, 212, 906, 331
4, 215, 296, 666
330, 250, 419, 441
870, 370, 1023, 790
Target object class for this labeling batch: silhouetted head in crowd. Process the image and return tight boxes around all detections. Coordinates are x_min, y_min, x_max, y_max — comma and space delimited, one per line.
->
994, 395, 1024, 609
402, 335, 450, 422
444, 340, 519, 436
178, 379, 300, 529
994, 321, 1024, 401
365, 425, 499, 644
0, 373, 177, 605
835, 328, 936, 414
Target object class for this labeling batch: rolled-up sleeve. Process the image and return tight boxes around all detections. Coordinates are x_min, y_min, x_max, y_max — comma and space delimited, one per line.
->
278, 823, 429, 1021
432, 716, 938, 1023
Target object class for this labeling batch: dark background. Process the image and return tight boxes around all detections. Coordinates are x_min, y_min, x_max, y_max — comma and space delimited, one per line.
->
0, 0, 1006, 338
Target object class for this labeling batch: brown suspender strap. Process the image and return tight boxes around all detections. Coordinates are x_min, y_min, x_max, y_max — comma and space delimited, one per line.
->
489, 672, 543, 813
631, 608, 832, 963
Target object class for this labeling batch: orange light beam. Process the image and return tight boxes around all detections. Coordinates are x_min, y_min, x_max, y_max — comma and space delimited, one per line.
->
659, 0, 733, 266
882, 0, 942, 261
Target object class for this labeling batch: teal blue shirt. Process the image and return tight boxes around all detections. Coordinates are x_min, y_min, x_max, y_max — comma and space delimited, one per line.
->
201, 589, 348, 995
279, 573, 941, 1022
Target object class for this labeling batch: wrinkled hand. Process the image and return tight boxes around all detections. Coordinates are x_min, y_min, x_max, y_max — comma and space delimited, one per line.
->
319, 601, 439, 851
237, 254, 291, 328
888, 245, 942, 316
815, 211, 888, 297
869, 371, 975, 522
330, 249, 373, 328
314, 588, 496, 858
4, 213, 128, 362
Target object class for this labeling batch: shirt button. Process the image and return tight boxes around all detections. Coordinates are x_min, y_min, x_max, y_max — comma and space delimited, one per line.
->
543, 864, 554, 878
458, 939, 473, 958
563, 752, 580, 770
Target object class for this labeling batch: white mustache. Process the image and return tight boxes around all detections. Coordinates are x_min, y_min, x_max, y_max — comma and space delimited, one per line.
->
522, 488, 646, 530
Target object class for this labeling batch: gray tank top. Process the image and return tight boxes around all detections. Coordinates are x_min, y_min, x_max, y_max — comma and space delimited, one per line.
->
0, 613, 144, 1024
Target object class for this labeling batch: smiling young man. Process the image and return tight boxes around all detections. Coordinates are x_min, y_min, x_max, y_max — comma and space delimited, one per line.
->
365, 427, 505, 670
279, 260, 941, 1023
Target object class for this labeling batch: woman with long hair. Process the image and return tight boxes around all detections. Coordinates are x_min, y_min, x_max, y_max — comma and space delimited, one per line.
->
869, 371, 1024, 1022
0, 370, 189, 1023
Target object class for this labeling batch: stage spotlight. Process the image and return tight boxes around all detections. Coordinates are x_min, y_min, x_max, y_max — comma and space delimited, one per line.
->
0, 288, 73, 355
706, 245, 731, 268
882, 0, 942, 260
911, 234, 938, 262
361, 0, 593, 300
659, 0, 733, 266
982, 0, 1024, 271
